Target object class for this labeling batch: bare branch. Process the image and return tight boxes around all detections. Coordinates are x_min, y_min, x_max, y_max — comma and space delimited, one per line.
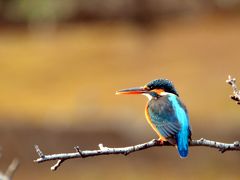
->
34, 138, 240, 171
226, 75, 240, 104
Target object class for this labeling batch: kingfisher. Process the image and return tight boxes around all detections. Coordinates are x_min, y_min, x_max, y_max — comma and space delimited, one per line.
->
116, 79, 191, 158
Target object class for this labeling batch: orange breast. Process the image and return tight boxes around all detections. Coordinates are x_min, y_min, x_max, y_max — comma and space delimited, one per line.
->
145, 104, 166, 141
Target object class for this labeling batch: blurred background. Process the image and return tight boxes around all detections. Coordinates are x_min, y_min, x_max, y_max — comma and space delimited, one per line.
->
0, 0, 240, 179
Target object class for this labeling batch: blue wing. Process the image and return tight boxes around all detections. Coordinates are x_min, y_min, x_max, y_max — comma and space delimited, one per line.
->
147, 94, 191, 158
147, 95, 181, 142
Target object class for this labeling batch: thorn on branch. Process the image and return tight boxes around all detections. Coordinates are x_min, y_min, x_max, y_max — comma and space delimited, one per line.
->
98, 144, 108, 151
98, 144, 104, 150
234, 141, 240, 147
74, 146, 83, 157
226, 75, 236, 85
123, 150, 130, 156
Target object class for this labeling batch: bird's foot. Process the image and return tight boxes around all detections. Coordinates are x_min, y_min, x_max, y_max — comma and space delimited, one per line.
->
156, 138, 165, 145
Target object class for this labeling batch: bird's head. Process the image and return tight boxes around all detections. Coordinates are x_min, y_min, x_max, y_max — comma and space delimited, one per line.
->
116, 79, 179, 99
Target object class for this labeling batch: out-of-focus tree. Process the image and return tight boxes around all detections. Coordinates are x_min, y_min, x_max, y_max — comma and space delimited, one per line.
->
3, 0, 79, 24
0, 0, 240, 25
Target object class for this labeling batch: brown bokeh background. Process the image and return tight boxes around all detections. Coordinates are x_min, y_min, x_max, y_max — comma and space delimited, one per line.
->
0, 1, 240, 179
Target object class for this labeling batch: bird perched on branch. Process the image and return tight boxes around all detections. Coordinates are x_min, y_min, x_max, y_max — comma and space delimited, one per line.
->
116, 79, 191, 158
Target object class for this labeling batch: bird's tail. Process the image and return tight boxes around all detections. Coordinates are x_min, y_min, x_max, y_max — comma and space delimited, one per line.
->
176, 131, 189, 158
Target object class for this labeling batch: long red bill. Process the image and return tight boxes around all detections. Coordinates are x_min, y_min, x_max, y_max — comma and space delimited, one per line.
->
116, 87, 148, 95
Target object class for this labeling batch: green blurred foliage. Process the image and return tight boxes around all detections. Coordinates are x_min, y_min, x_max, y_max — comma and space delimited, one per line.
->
4, 0, 78, 23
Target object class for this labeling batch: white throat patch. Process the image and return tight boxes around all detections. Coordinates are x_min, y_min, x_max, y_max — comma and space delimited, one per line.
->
143, 91, 171, 101
143, 93, 153, 100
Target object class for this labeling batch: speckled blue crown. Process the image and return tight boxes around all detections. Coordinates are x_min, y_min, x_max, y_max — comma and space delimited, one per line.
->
146, 79, 179, 96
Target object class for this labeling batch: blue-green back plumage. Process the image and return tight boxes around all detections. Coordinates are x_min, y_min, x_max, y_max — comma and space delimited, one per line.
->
147, 93, 191, 158
168, 95, 190, 157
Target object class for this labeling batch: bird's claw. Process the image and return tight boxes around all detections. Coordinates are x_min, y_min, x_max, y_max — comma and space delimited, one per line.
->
219, 147, 227, 153
155, 138, 165, 145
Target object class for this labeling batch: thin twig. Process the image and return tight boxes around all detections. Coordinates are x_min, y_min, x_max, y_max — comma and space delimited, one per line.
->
51, 159, 65, 171
34, 145, 44, 158
226, 75, 240, 104
34, 138, 240, 171
0, 156, 19, 180
4, 159, 20, 180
